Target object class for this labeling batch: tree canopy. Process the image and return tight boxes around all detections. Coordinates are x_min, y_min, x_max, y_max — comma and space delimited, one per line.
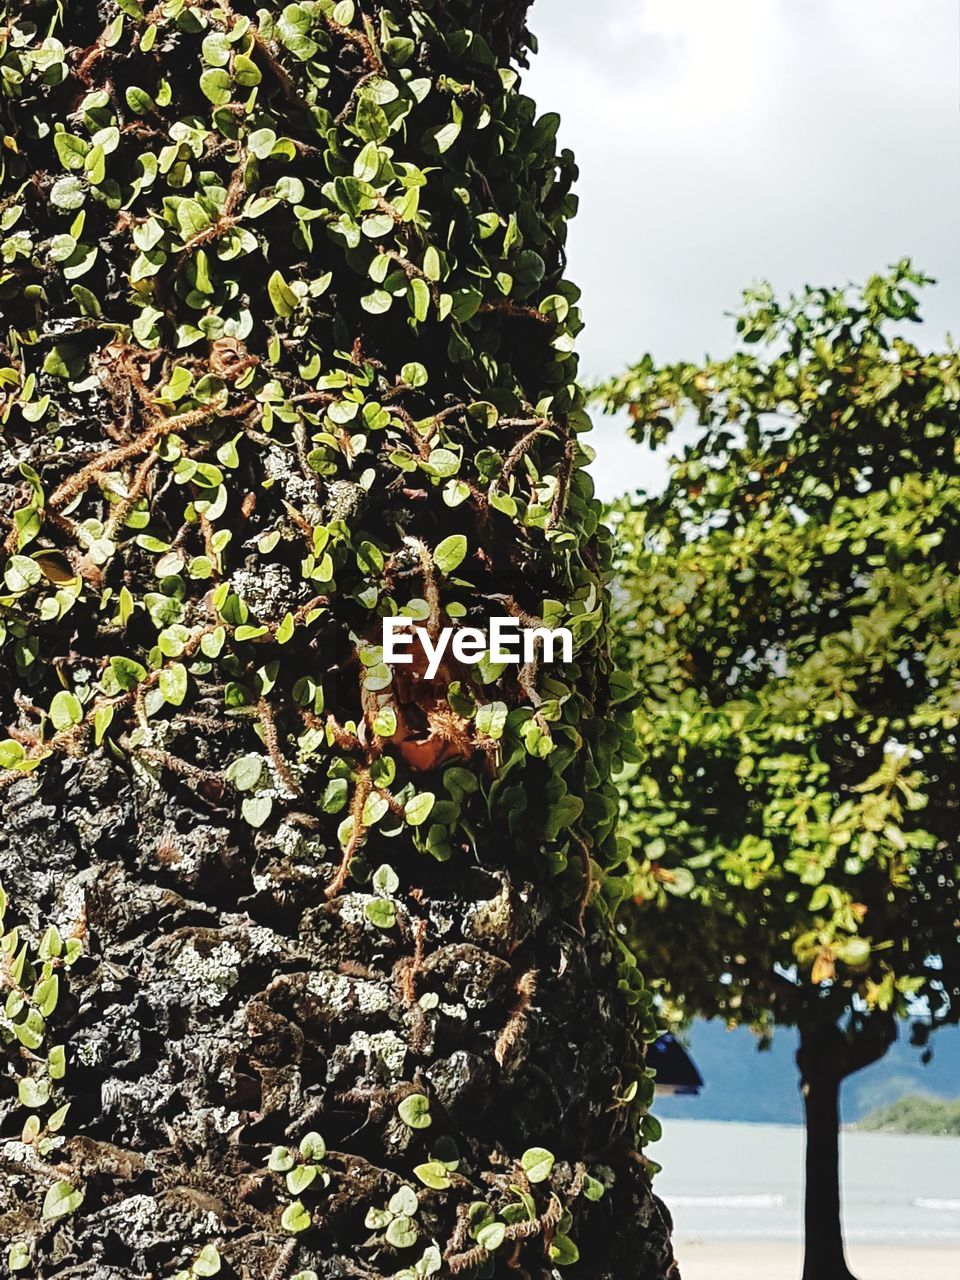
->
602, 262, 960, 1047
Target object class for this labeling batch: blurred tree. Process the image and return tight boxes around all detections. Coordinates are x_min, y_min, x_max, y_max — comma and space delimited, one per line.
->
598, 263, 960, 1280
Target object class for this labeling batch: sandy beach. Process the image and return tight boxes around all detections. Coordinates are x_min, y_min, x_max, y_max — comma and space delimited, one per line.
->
655, 1121, 960, 1278
675, 1242, 960, 1279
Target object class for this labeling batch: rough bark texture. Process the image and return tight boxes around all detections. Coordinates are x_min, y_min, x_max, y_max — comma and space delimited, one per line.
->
0, 1, 676, 1278
1, 755, 673, 1278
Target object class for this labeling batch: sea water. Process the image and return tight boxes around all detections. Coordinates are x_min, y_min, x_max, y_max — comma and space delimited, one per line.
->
654, 1120, 960, 1246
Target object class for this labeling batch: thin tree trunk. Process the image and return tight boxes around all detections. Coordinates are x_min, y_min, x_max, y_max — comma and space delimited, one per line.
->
799, 1033, 857, 1280
797, 1015, 895, 1280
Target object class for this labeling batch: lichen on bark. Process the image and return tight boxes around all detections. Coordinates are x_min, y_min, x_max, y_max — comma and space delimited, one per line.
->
0, 2, 676, 1276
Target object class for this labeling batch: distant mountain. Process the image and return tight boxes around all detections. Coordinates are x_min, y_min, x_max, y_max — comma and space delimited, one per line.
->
654, 1019, 960, 1126
857, 1095, 960, 1136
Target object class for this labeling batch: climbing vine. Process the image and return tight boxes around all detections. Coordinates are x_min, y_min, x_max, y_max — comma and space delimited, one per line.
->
0, 0, 630, 928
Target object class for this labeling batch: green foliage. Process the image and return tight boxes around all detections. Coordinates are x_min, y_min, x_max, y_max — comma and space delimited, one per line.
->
1, 885, 82, 1268
602, 264, 960, 1049
269, 1129, 332, 1233
0, 0, 638, 959
857, 1094, 960, 1136
0, 1, 668, 1271
0, 886, 79, 1148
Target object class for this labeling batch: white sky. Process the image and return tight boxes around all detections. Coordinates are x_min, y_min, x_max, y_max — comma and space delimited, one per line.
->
523, 0, 960, 498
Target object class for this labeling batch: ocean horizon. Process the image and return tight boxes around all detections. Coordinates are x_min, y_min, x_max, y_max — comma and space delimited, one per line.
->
654, 1119, 960, 1247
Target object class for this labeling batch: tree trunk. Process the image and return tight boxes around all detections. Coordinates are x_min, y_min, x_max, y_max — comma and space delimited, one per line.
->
0, 3, 676, 1278
799, 1033, 856, 1280
797, 1017, 895, 1280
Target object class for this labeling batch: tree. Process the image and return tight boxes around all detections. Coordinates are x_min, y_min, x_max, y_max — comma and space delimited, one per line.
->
0, 3, 676, 1278
598, 264, 960, 1280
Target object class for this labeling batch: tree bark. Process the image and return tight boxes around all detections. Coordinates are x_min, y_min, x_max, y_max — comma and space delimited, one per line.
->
0, 3, 676, 1278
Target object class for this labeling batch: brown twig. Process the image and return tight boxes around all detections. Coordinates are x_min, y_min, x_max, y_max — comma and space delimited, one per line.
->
48, 399, 240, 511
325, 770, 371, 898
258, 697, 301, 797
494, 968, 538, 1066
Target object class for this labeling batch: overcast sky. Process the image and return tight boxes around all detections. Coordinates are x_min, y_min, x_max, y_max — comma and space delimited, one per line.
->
522, 0, 960, 498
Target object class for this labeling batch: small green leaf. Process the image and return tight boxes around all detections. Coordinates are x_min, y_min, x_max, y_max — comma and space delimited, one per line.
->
125, 85, 155, 113
54, 131, 89, 171
177, 198, 211, 239
281, 1200, 312, 1234
158, 662, 188, 707
389, 1186, 419, 1217
47, 1103, 71, 1133
249, 127, 278, 159
268, 269, 300, 318
34, 974, 59, 1017
520, 1147, 554, 1184
365, 1206, 393, 1230
51, 177, 87, 210
94, 704, 115, 746
372, 863, 400, 896
413, 1161, 451, 1191
372, 706, 398, 737
364, 898, 396, 930
242, 794, 273, 828
549, 1235, 580, 1265
409, 277, 430, 322
42, 1181, 84, 1222
8, 1243, 31, 1272
431, 119, 462, 154
362, 289, 392, 315
433, 535, 467, 575
49, 690, 83, 731
5, 555, 42, 593
268, 1146, 295, 1173
234, 624, 269, 642
404, 792, 435, 826
18, 1076, 50, 1109
321, 778, 349, 813
234, 54, 262, 87
582, 1174, 605, 1201
300, 1131, 327, 1161
108, 655, 147, 691
286, 1165, 318, 1195
386, 1216, 418, 1249
199, 68, 232, 105
226, 753, 264, 792
0, 740, 26, 769
476, 1222, 506, 1251
398, 1093, 432, 1130
193, 1245, 222, 1277
475, 702, 508, 740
